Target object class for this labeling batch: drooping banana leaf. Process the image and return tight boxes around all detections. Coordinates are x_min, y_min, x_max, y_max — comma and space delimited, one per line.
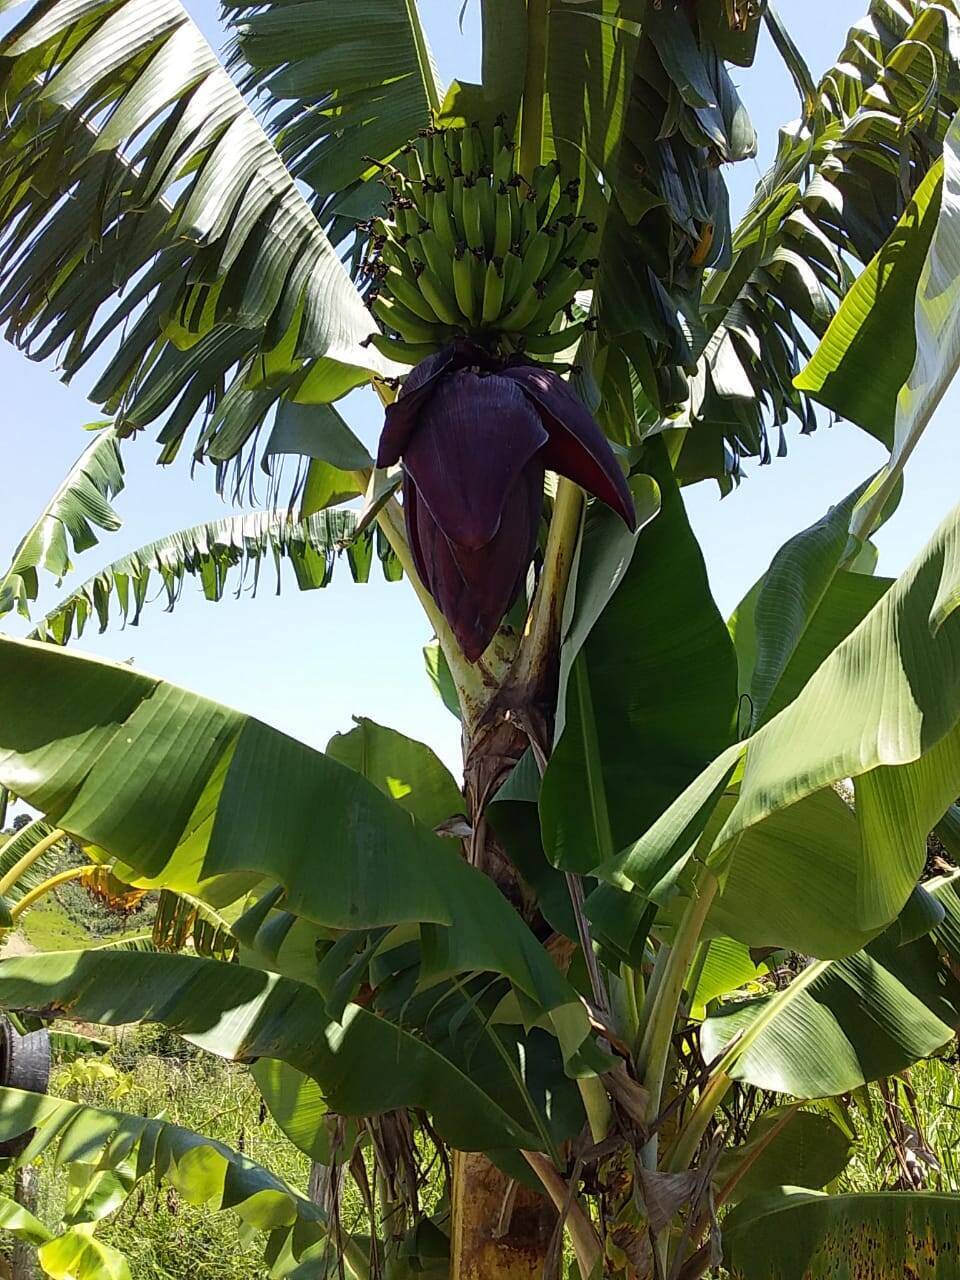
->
0, 636, 594, 1070
0, 0, 395, 487
0, 818, 68, 906
0, 426, 122, 620
0, 1085, 367, 1279
224, 0, 443, 232
151, 889, 237, 960
30, 509, 400, 646
674, 1, 960, 483
701, 920, 960, 1097
0, 952, 565, 1152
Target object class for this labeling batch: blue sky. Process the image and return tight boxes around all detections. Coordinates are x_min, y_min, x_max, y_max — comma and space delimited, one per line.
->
3, 0, 958, 774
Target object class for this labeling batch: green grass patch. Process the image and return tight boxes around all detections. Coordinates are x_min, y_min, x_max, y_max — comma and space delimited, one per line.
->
20, 902, 91, 952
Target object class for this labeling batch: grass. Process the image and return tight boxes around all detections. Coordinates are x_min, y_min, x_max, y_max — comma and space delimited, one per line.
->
18, 900, 150, 953
5, 1027, 322, 1280
19, 901, 92, 952
837, 1056, 960, 1194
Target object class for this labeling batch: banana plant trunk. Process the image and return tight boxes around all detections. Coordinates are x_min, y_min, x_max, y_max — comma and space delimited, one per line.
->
450, 1151, 558, 1279
448, 714, 558, 1279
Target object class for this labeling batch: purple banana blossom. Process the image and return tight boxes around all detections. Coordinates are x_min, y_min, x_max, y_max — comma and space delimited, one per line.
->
377, 342, 636, 662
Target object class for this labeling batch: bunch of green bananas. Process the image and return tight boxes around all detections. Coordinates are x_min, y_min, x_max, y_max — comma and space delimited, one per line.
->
360, 121, 599, 365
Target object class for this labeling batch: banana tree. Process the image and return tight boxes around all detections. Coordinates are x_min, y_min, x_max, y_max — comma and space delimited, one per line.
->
3, 0, 960, 1277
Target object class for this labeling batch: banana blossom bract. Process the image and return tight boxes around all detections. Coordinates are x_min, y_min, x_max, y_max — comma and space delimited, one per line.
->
377, 342, 636, 660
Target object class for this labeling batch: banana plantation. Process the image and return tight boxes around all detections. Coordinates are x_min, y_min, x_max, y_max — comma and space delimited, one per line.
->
1, 0, 960, 1276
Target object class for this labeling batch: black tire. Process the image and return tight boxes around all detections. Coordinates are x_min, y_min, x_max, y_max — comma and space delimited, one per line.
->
0, 1015, 50, 1157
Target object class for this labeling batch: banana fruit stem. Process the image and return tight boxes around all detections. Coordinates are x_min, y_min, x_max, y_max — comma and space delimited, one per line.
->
513, 477, 583, 691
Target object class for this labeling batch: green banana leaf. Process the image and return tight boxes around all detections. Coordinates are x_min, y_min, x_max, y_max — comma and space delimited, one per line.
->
326, 717, 464, 831
0, 426, 122, 620
735, 478, 895, 729
0, 636, 592, 1069
714, 1107, 853, 1205
224, 0, 443, 226
722, 1188, 960, 1280
0, 1193, 52, 1245
612, 494, 960, 952
794, 155, 944, 439
701, 928, 960, 1098
540, 442, 737, 873
0, 0, 394, 484
38, 1232, 131, 1280
31, 509, 399, 646
0, 951, 549, 1151
679, 5, 960, 481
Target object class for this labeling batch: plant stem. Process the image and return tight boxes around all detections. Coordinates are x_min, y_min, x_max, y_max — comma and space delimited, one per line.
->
521, 1150, 603, 1280
666, 1070, 733, 1176
666, 957, 832, 1173
0, 825, 65, 897
9, 866, 84, 921
637, 868, 719, 1168
578, 1075, 612, 1144
513, 479, 583, 693
519, 0, 550, 176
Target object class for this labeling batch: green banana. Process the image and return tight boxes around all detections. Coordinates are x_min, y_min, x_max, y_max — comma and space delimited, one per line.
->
493, 123, 515, 186
382, 265, 441, 323
397, 199, 422, 240
558, 218, 598, 267
404, 144, 425, 187
527, 263, 587, 330
493, 183, 513, 259
378, 238, 412, 273
413, 261, 462, 328
481, 257, 506, 326
520, 192, 539, 242
478, 176, 496, 254
452, 245, 479, 326
532, 159, 560, 222
520, 321, 588, 355
430, 191, 459, 256
508, 227, 553, 304
430, 131, 453, 188
461, 178, 485, 251
470, 250, 488, 323
373, 295, 447, 344
444, 129, 462, 175
367, 332, 444, 365
540, 222, 571, 279
460, 124, 480, 177
502, 251, 522, 302
451, 175, 466, 240
410, 228, 454, 293
498, 285, 543, 333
